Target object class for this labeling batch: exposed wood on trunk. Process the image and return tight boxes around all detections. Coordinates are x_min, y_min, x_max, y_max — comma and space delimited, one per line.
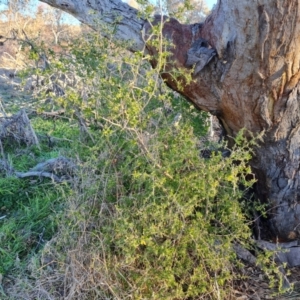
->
39, 0, 300, 240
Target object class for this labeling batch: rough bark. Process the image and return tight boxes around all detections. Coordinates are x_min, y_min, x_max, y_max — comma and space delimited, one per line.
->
40, 0, 146, 51
40, 0, 300, 241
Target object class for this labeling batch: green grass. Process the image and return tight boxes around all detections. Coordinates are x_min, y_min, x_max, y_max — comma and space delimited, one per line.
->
0, 117, 78, 275
0, 189, 63, 273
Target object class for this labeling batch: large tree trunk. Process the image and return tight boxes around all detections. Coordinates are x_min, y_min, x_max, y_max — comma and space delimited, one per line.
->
40, 0, 300, 241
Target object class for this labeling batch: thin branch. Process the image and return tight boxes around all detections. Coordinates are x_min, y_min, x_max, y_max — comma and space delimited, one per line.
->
100, 116, 173, 179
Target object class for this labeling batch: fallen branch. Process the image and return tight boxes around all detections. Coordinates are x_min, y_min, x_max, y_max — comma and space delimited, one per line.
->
233, 243, 257, 265
15, 170, 62, 183
233, 241, 292, 290
29, 109, 66, 118
256, 239, 300, 267
29, 156, 77, 176
0, 156, 77, 183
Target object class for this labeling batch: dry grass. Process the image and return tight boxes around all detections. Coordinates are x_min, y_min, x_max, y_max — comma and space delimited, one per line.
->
0, 40, 27, 69
4, 173, 300, 300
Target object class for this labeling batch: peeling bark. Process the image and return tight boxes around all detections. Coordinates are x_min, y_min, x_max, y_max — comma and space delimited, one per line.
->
40, 0, 300, 240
